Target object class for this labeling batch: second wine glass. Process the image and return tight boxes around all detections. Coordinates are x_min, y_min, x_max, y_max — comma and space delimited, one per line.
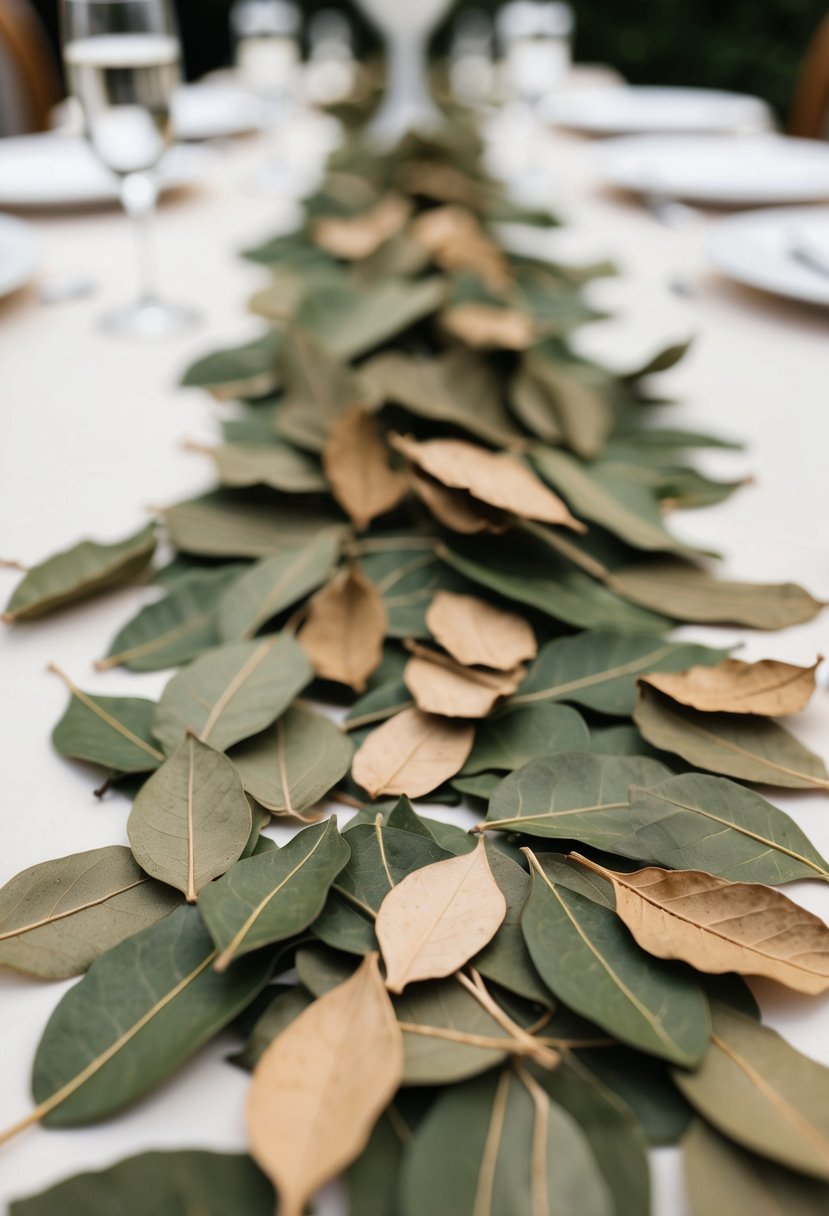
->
62, 0, 200, 339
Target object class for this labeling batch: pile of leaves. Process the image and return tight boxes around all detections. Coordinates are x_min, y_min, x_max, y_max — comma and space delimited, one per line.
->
3, 120, 829, 1216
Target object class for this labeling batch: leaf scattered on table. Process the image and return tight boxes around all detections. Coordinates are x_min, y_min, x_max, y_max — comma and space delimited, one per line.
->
352, 708, 474, 799
441, 302, 535, 349
322, 405, 407, 530
312, 193, 412, 260
202, 442, 328, 494
50, 665, 163, 773
641, 655, 821, 716
461, 702, 590, 775
300, 565, 387, 691
425, 590, 536, 670
404, 642, 525, 718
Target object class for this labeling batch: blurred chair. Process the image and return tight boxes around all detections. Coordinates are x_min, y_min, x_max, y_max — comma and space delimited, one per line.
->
0, 0, 62, 136
789, 11, 829, 139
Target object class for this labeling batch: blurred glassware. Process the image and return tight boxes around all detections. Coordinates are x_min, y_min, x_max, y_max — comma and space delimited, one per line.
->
354, 0, 453, 144
449, 8, 495, 108
61, 0, 200, 338
231, 0, 300, 116
497, 1, 574, 106
305, 9, 358, 106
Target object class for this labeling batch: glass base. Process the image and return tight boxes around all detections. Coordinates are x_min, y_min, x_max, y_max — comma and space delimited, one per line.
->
99, 297, 201, 340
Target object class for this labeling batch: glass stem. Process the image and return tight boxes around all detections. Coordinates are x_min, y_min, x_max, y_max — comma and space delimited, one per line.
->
120, 171, 160, 307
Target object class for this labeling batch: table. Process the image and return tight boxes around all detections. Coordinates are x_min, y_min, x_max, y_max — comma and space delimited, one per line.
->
1, 103, 828, 1215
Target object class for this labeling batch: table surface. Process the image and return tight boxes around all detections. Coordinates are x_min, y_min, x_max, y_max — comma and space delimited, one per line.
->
1, 96, 828, 1215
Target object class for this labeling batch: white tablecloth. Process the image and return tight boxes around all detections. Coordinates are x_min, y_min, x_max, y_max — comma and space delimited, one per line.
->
1, 105, 828, 1215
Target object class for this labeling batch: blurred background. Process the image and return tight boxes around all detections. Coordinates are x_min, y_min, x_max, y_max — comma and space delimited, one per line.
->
24, 0, 829, 119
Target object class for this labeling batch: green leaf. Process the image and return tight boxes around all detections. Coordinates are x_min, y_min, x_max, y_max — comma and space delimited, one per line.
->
360, 545, 469, 639
399, 1067, 613, 1216
629, 772, 829, 882
362, 347, 522, 447
510, 631, 729, 717
8, 1150, 275, 1216
200, 819, 349, 970
610, 559, 825, 629
0, 846, 180, 980
51, 671, 163, 773
461, 704, 590, 775
539, 1055, 651, 1216
573, 1046, 692, 1146
347, 1105, 410, 1216
98, 566, 242, 672
153, 633, 312, 754
30, 905, 273, 1127
345, 679, 414, 730
439, 537, 671, 633
683, 1117, 829, 1216
127, 737, 251, 901
229, 985, 313, 1071
673, 1002, 829, 1181
4, 523, 156, 623
484, 753, 672, 846
589, 724, 664, 757
230, 706, 352, 817
275, 327, 370, 452
296, 275, 446, 360
519, 348, 613, 458
206, 442, 328, 493
162, 491, 344, 558
532, 447, 705, 555
522, 852, 710, 1066
472, 843, 551, 1002
634, 685, 829, 789
180, 330, 282, 395
216, 531, 341, 641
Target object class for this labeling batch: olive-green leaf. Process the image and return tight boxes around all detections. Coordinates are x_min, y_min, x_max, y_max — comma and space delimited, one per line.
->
673, 1002, 829, 1181
128, 736, 251, 901
634, 685, 829, 789
296, 275, 446, 361
29, 905, 273, 1127
683, 1118, 829, 1216
360, 545, 469, 639
573, 1045, 693, 1147
520, 347, 613, 458
629, 772, 829, 883
0, 846, 180, 979
610, 559, 824, 629
51, 670, 163, 773
199, 819, 349, 970
205, 442, 327, 493
230, 985, 313, 1072
522, 851, 710, 1066
276, 327, 370, 452
230, 706, 352, 817
97, 566, 242, 672
162, 491, 343, 558
472, 843, 551, 1002
3, 523, 156, 623
399, 1066, 613, 1216
461, 703, 590, 775
510, 631, 729, 717
180, 329, 282, 395
484, 753, 672, 846
217, 531, 341, 642
153, 633, 312, 754
8, 1150, 276, 1216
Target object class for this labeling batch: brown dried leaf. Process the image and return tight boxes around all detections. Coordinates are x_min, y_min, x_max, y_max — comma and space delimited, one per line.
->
322, 405, 407, 531
404, 642, 525, 718
442, 303, 535, 350
391, 434, 585, 532
300, 566, 387, 692
642, 656, 821, 717
247, 952, 403, 1216
411, 205, 510, 291
377, 838, 507, 992
409, 466, 509, 535
351, 707, 474, 799
426, 590, 537, 670
573, 854, 829, 995
311, 193, 412, 261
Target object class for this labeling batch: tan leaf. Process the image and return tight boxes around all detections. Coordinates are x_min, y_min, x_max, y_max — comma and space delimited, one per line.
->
247, 952, 403, 1216
426, 590, 537, 670
377, 838, 507, 992
396, 160, 483, 208
409, 466, 509, 535
300, 566, 387, 692
390, 434, 585, 532
411, 205, 511, 292
312, 193, 412, 261
351, 707, 475, 798
641, 656, 822, 717
572, 854, 829, 995
442, 303, 535, 350
404, 642, 525, 718
322, 405, 407, 531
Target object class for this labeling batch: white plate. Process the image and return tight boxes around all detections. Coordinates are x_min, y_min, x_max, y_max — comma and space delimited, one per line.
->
0, 134, 207, 210
708, 206, 829, 307
172, 83, 266, 141
543, 86, 773, 136
0, 215, 39, 299
597, 134, 829, 206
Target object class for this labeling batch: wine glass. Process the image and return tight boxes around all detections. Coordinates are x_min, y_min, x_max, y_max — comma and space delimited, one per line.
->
355, 0, 453, 145
61, 0, 200, 339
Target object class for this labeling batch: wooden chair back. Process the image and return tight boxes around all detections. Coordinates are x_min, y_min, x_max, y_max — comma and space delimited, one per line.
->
0, 0, 63, 134
789, 11, 829, 139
